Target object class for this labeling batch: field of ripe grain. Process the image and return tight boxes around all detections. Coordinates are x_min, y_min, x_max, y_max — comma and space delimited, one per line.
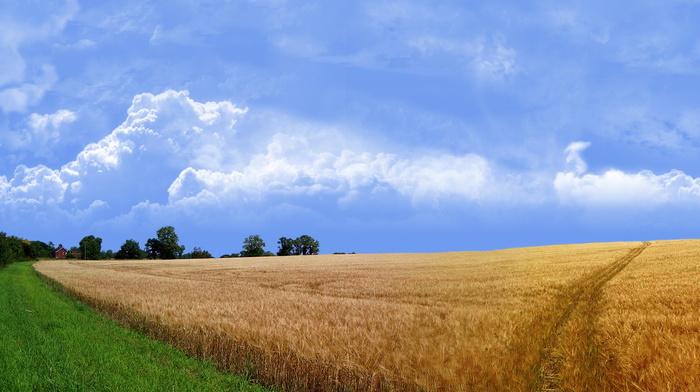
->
34, 240, 700, 391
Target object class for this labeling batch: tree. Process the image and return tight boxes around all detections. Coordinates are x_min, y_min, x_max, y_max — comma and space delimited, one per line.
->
146, 226, 185, 259
29, 241, 53, 259
277, 235, 320, 256
116, 239, 146, 260
0, 232, 30, 267
145, 238, 161, 259
188, 247, 213, 259
295, 235, 319, 255
79, 235, 102, 260
277, 237, 295, 256
241, 235, 266, 257
157, 226, 185, 259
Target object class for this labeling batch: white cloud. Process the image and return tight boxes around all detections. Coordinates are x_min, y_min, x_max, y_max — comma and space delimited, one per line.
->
0, 1, 78, 112
66, 89, 245, 172
1, 90, 498, 223
564, 141, 590, 175
3, 109, 76, 151
28, 109, 77, 131
55, 39, 96, 50
167, 143, 490, 207
555, 142, 700, 206
471, 36, 517, 80
1, 90, 247, 212
0, 65, 58, 113
0, 165, 66, 205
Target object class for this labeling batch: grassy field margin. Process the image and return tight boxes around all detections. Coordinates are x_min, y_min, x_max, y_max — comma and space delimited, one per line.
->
0, 261, 270, 392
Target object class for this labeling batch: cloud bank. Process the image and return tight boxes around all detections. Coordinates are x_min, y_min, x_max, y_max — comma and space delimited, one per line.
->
4, 90, 700, 238
0, 90, 494, 226
555, 142, 700, 207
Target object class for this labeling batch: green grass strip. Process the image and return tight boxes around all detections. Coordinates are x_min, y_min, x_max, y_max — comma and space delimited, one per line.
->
0, 262, 271, 392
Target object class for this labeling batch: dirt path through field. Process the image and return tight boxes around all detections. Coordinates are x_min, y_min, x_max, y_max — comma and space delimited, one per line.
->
536, 241, 650, 391
506, 242, 651, 391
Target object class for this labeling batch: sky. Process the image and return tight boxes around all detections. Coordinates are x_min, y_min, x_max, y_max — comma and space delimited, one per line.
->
2, 0, 700, 256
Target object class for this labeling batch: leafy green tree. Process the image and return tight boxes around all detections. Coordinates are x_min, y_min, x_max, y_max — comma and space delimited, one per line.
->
79, 235, 103, 260
157, 226, 185, 259
277, 235, 320, 256
145, 238, 161, 259
1, 232, 29, 267
241, 235, 266, 257
116, 239, 146, 260
277, 237, 295, 256
188, 247, 213, 259
294, 235, 320, 255
29, 241, 53, 259
146, 226, 185, 259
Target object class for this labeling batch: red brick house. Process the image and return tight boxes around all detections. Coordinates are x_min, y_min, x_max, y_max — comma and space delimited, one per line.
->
55, 244, 80, 259
55, 244, 68, 258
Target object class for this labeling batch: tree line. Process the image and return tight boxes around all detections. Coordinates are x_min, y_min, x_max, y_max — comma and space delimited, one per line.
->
71, 227, 321, 260
221, 234, 320, 258
0, 232, 54, 268
1, 227, 322, 263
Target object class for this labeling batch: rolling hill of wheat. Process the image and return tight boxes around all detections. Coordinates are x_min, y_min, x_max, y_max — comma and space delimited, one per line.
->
34, 240, 700, 391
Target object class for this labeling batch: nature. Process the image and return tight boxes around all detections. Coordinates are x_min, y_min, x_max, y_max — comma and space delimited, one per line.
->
2, 235, 699, 391
4, 1, 700, 391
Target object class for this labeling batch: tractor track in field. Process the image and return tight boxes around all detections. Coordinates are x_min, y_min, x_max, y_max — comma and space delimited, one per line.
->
534, 241, 650, 391
506, 242, 651, 391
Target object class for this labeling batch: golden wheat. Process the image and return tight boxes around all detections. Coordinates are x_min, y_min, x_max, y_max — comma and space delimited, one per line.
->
595, 240, 700, 391
33, 240, 700, 391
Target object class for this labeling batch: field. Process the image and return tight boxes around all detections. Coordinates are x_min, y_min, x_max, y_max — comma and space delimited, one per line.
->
34, 240, 700, 391
0, 262, 267, 392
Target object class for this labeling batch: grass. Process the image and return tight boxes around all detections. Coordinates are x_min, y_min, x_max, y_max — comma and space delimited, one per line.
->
0, 261, 270, 392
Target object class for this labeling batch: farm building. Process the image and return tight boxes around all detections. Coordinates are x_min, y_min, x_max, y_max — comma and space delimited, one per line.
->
54, 244, 80, 259
55, 244, 67, 258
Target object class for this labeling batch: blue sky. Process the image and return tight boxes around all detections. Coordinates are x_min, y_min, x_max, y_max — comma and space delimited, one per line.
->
2, 1, 700, 256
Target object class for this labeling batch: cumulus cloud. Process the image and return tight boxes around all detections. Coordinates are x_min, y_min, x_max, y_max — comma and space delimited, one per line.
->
0, 90, 496, 224
2, 109, 76, 151
555, 142, 700, 206
167, 142, 490, 207
1, 90, 246, 212
0, 165, 66, 205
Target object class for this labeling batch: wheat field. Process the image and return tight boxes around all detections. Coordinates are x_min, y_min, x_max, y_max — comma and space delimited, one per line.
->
34, 240, 700, 391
